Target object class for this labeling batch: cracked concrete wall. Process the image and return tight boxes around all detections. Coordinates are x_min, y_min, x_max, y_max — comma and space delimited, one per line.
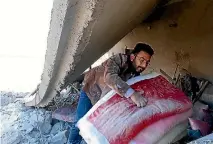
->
111, 0, 213, 83
26, 0, 160, 106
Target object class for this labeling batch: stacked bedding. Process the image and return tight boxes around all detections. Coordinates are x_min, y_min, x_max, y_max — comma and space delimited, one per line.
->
77, 73, 192, 144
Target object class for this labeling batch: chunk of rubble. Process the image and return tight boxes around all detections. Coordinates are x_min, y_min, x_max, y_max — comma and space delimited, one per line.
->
39, 122, 52, 135
0, 91, 69, 144
50, 130, 67, 144
50, 122, 64, 135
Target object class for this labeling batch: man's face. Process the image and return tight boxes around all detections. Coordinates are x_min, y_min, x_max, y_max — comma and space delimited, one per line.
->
132, 51, 152, 73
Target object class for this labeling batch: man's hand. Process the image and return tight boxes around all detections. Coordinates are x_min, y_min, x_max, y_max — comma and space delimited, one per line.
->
130, 92, 147, 107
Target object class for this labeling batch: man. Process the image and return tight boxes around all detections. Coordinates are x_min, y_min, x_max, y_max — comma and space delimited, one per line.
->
68, 43, 154, 144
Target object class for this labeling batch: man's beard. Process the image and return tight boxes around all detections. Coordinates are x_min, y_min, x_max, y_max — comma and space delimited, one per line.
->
132, 60, 145, 73
136, 66, 145, 73
132, 60, 144, 73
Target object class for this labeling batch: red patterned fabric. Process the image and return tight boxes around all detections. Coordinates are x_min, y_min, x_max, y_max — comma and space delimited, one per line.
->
87, 75, 192, 144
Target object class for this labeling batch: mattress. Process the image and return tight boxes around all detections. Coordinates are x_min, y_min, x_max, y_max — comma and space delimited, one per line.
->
157, 121, 188, 144
77, 72, 192, 144
129, 110, 192, 144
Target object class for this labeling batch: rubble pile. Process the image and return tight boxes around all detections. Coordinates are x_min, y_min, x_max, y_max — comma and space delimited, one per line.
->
0, 91, 69, 144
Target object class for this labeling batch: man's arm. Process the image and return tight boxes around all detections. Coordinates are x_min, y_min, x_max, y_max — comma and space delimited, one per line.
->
104, 54, 147, 107
103, 54, 135, 98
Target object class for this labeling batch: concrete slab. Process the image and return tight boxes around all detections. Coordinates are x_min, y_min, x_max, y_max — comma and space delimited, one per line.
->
25, 0, 160, 107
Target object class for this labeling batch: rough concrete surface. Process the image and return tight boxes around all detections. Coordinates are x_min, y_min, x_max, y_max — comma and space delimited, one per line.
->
111, 0, 213, 83
25, 0, 160, 106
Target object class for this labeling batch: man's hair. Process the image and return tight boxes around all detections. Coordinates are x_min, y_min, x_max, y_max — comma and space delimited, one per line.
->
132, 43, 154, 56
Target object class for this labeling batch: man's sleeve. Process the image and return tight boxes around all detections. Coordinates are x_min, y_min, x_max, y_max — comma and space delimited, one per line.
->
103, 54, 135, 98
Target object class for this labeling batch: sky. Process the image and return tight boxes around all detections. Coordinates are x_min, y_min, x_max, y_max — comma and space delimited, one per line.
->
0, 0, 53, 92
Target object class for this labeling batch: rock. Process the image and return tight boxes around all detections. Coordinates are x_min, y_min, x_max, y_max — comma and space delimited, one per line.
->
20, 122, 34, 134
44, 111, 52, 124
50, 122, 63, 135
0, 94, 15, 106
39, 122, 52, 135
29, 110, 45, 126
28, 128, 41, 138
26, 137, 37, 143
1, 131, 22, 144
50, 130, 67, 144
0, 92, 69, 144
0, 96, 10, 106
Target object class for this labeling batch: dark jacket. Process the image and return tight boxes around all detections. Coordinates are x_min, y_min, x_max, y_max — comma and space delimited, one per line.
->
82, 53, 140, 105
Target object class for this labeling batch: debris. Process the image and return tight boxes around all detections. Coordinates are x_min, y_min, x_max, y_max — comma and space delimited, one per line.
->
50, 130, 67, 144
0, 91, 68, 144
39, 122, 52, 135
50, 122, 64, 135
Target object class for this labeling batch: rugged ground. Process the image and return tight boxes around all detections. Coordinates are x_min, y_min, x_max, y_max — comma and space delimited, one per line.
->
0, 91, 69, 144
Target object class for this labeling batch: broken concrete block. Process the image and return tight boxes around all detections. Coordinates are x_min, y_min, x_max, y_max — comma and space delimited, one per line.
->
19, 122, 34, 134
45, 111, 52, 124
50, 130, 67, 144
2, 131, 22, 144
39, 122, 52, 135
50, 122, 63, 135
